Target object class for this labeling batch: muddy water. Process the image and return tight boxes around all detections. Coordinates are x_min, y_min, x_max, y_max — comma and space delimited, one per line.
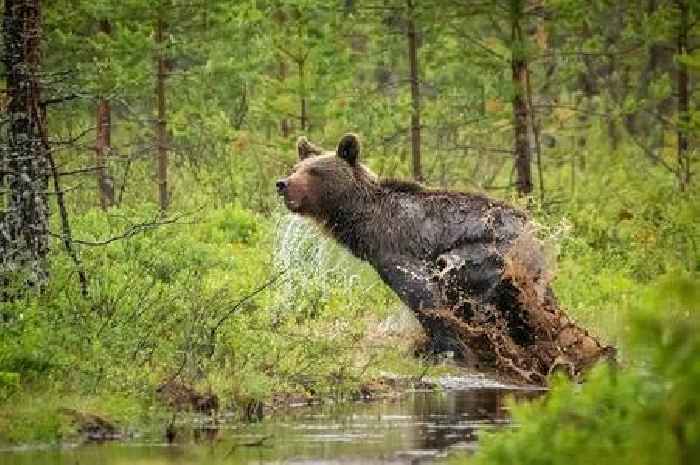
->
0, 387, 542, 465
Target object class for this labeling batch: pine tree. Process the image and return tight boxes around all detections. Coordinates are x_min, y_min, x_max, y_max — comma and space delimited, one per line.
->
0, 0, 50, 291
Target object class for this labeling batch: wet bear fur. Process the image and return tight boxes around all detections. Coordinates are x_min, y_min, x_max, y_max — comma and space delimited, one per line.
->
277, 134, 613, 384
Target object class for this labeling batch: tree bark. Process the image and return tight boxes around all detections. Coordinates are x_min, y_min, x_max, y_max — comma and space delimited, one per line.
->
676, 0, 690, 192
525, 64, 544, 205
279, 57, 290, 137
274, 9, 290, 137
407, 0, 422, 182
155, 9, 169, 212
95, 98, 114, 209
298, 57, 307, 131
95, 19, 114, 210
0, 0, 50, 290
510, 6, 532, 196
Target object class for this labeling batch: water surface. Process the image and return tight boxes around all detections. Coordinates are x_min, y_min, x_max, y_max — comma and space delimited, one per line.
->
1, 387, 541, 465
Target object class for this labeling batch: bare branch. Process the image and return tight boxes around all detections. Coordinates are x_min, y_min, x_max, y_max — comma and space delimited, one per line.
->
57, 165, 105, 177
448, 144, 514, 155
209, 271, 288, 339
41, 93, 83, 106
51, 212, 195, 247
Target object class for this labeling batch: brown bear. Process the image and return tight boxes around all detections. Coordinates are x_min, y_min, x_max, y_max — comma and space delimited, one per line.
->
277, 133, 613, 385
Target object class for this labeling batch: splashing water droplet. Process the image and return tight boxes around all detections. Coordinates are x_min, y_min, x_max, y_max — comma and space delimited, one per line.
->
271, 214, 357, 317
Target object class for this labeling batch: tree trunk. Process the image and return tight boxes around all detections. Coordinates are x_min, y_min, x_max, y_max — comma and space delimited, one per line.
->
95, 98, 114, 209
274, 9, 290, 137
676, 0, 689, 192
525, 65, 544, 205
406, 0, 422, 182
279, 56, 289, 137
510, 9, 532, 196
298, 57, 307, 131
155, 9, 169, 212
0, 0, 50, 290
95, 19, 114, 210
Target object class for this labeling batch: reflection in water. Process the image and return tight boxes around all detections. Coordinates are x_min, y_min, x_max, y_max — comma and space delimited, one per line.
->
0, 388, 541, 465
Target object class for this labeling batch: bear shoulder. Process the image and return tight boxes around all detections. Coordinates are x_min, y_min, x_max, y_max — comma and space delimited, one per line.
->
379, 178, 425, 193
378, 177, 528, 219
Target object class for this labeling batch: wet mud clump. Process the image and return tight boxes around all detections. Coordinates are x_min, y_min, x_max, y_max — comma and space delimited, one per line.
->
156, 380, 219, 413
59, 408, 123, 441
277, 134, 615, 385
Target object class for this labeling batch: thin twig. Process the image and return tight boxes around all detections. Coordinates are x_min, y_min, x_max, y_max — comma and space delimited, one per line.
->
37, 104, 89, 296
50, 213, 190, 246
58, 165, 105, 176
448, 144, 514, 154
209, 271, 288, 340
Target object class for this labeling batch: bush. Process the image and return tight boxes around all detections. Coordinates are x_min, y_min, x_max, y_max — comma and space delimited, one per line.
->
0, 201, 418, 444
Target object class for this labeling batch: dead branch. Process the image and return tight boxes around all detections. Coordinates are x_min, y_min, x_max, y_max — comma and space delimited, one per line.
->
448, 144, 514, 154
209, 270, 288, 340
36, 98, 89, 296
41, 93, 82, 106
58, 165, 105, 177
49, 126, 95, 146
50, 212, 194, 247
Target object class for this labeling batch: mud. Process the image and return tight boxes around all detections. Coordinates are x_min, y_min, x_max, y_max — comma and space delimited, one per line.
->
156, 380, 219, 413
59, 408, 123, 442
415, 226, 615, 385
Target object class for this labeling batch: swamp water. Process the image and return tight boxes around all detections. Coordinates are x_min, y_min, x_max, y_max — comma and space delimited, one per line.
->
0, 384, 542, 465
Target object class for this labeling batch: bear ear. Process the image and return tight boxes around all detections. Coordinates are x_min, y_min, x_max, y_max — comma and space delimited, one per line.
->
337, 133, 360, 166
297, 136, 322, 160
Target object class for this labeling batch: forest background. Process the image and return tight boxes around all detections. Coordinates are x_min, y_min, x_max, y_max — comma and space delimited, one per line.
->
0, 1, 698, 463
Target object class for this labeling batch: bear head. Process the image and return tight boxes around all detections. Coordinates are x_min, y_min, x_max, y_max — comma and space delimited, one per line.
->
276, 133, 375, 218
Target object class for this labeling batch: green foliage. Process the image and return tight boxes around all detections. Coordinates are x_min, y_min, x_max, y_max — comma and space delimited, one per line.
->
0, 373, 20, 402
0, 396, 71, 445
0, 200, 417, 444
535, 145, 700, 343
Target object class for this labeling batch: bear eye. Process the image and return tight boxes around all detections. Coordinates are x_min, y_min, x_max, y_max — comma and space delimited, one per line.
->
307, 167, 322, 177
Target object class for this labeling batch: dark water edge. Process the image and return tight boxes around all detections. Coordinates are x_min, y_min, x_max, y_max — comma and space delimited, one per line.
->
0, 387, 543, 465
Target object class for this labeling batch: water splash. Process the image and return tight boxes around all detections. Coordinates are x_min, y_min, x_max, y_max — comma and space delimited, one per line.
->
271, 212, 420, 337
272, 214, 361, 316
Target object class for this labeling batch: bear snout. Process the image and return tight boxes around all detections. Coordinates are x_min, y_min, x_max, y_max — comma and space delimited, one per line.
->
275, 179, 288, 195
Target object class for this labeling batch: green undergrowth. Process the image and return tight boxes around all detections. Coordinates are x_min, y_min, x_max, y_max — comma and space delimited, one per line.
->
0, 201, 433, 445
0, 391, 166, 445
538, 155, 699, 349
